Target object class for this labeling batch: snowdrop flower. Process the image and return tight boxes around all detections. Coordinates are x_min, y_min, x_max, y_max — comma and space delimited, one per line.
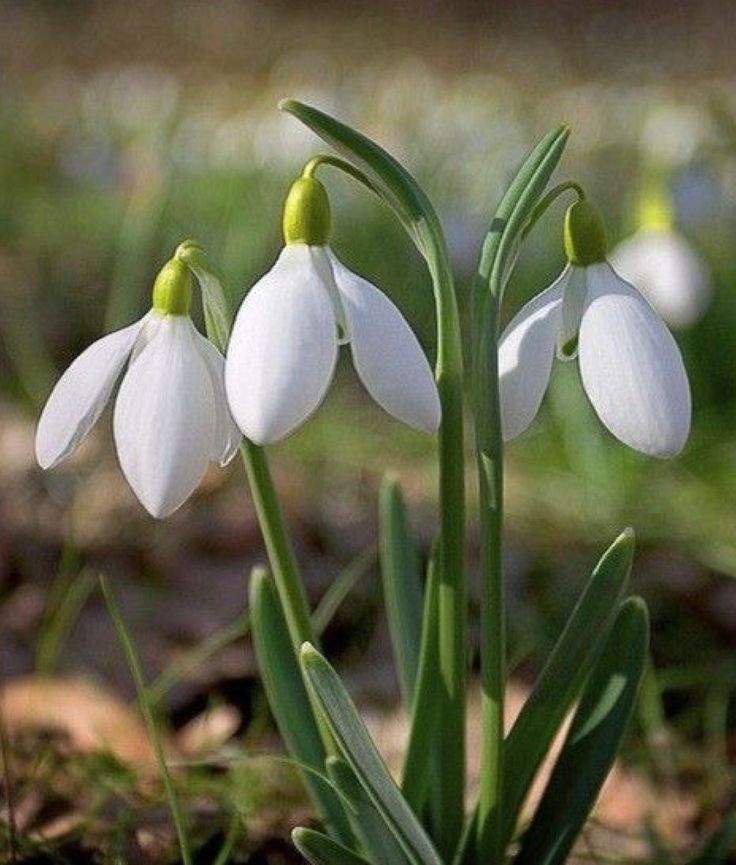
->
499, 200, 691, 457
36, 251, 240, 517
225, 172, 440, 443
610, 195, 710, 329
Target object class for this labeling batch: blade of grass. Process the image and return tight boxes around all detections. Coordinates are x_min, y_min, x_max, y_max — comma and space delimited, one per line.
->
36, 568, 97, 676
146, 612, 250, 708
100, 574, 192, 865
313, 546, 377, 637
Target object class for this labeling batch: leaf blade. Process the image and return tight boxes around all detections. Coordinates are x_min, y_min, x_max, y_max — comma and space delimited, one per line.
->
301, 643, 444, 865
379, 475, 423, 707
514, 596, 650, 865
292, 827, 372, 865
249, 568, 353, 845
502, 529, 635, 844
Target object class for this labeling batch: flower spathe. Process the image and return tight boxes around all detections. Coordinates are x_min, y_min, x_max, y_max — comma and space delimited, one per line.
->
225, 244, 441, 444
36, 263, 240, 518
499, 201, 691, 458
610, 227, 711, 329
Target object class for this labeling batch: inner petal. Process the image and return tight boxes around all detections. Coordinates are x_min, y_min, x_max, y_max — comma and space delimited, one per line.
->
556, 266, 588, 360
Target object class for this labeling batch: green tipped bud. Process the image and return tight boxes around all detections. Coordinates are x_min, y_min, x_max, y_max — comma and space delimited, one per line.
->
282, 176, 331, 246
564, 200, 608, 266
152, 256, 192, 315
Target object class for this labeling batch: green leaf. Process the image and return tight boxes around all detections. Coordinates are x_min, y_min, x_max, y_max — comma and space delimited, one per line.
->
502, 529, 634, 845
292, 827, 372, 865
477, 124, 570, 304
327, 756, 411, 865
400, 542, 440, 812
514, 597, 650, 865
249, 568, 353, 845
379, 475, 423, 706
300, 643, 444, 865
279, 99, 446, 263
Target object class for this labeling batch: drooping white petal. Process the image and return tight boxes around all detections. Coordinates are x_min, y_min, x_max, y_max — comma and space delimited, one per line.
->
113, 316, 215, 518
225, 245, 338, 444
35, 316, 147, 469
328, 249, 441, 433
498, 271, 567, 440
610, 228, 711, 328
194, 331, 242, 465
578, 262, 691, 457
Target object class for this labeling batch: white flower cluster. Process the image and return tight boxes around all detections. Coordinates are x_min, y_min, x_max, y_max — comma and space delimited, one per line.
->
36, 179, 695, 518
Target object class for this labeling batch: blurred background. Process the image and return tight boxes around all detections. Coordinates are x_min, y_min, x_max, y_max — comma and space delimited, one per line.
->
1, 0, 736, 861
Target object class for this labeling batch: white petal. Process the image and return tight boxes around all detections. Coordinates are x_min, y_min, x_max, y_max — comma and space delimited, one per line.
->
328, 250, 440, 433
610, 228, 711, 329
225, 245, 338, 444
113, 316, 215, 518
194, 332, 242, 465
578, 263, 691, 457
35, 317, 146, 469
498, 272, 567, 440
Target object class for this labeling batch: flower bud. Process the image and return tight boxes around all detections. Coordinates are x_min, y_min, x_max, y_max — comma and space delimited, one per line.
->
152, 256, 192, 315
564, 200, 608, 266
282, 176, 331, 246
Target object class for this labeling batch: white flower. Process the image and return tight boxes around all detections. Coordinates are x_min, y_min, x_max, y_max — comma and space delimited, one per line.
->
36, 309, 240, 518
610, 227, 711, 329
225, 244, 441, 444
499, 261, 691, 457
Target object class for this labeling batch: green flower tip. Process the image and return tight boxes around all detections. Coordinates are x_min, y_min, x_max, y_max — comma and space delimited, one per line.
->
283, 176, 331, 246
152, 256, 192, 316
564, 199, 608, 266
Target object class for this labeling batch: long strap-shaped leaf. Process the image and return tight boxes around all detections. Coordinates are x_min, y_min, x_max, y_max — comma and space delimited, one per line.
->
301, 643, 444, 865
379, 475, 423, 708
249, 569, 353, 845
401, 542, 440, 813
327, 756, 412, 865
292, 827, 372, 865
501, 529, 635, 845
514, 597, 650, 865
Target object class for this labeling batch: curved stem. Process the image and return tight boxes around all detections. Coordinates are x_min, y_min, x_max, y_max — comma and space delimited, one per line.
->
302, 154, 377, 192
311, 150, 467, 857
521, 180, 585, 241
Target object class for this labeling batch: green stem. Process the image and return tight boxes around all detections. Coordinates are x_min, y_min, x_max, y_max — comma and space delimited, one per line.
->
239, 441, 316, 649
427, 248, 467, 859
312, 154, 466, 856
100, 575, 192, 865
302, 148, 467, 856
473, 303, 505, 865
302, 154, 376, 192
472, 215, 510, 865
